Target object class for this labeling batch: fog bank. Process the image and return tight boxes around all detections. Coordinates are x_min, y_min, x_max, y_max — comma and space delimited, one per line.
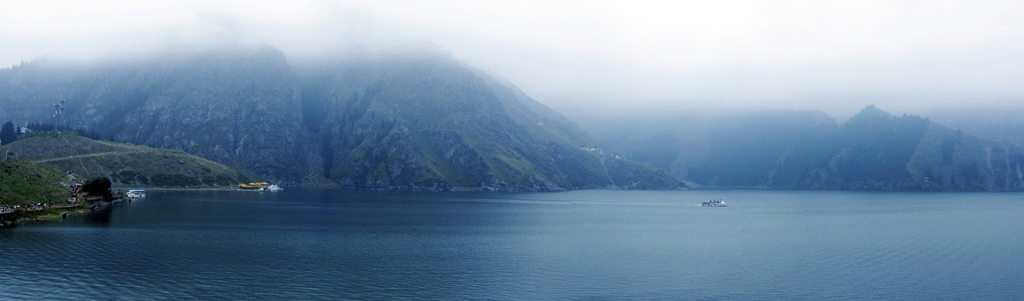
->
3, 1, 1023, 118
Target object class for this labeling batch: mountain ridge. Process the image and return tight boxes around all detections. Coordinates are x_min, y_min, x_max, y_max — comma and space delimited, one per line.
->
592, 105, 1024, 191
294, 54, 679, 191
0, 46, 681, 191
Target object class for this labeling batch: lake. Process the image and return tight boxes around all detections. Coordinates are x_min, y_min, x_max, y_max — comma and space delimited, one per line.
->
2, 189, 1022, 300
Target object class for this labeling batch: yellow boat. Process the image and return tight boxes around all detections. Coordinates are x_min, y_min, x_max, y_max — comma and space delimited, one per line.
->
237, 182, 280, 192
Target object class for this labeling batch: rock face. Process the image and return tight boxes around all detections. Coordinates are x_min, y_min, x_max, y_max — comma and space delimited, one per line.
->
296, 52, 679, 191
906, 123, 1024, 191
0, 46, 680, 191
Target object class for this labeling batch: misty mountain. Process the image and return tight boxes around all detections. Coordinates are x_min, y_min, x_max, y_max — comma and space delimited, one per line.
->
294, 51, 678, 191
924, 106, 1024, 147
593, 106, 1024, 191
0, 46, 315, 183
0, 46, 680, 191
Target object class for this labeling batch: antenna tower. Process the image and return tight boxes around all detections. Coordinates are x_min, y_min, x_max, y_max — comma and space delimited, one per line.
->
54, 96, 65, 132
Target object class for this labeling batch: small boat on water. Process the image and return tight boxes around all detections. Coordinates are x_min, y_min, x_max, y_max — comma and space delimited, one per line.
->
237, 182, 282, 192
702, 199, 728, 207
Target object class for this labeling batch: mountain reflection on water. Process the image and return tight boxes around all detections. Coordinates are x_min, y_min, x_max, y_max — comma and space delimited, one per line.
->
1, 188, 1022, 300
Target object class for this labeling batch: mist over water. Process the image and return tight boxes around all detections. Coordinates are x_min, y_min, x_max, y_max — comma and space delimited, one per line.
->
2, 189, 1022, 300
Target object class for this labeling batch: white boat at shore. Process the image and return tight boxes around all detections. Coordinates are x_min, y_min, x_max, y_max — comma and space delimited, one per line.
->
125, 189, 146, 199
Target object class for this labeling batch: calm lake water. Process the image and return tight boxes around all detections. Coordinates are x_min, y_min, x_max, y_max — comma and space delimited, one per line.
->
2, 188, 1023, 300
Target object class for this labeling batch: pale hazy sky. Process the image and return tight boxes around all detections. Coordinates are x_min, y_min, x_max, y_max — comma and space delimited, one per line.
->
2, 1, 1022, 119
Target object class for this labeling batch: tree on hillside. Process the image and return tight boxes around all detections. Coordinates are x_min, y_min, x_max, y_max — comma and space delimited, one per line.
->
82, 177, 113, 201
0, 121, 16, 145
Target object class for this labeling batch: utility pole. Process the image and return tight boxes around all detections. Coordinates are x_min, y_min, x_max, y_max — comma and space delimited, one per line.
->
53, 96, 65, 132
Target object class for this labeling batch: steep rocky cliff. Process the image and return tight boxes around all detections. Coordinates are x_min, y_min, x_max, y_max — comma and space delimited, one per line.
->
296, 52, 679, 191
0, 46, 680, 191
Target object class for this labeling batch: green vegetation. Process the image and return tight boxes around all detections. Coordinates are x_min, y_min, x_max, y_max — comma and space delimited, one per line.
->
81, 177, 112, 200
23, 122, 103, 140
1, 121, 16, 146
1, 121, 17, 146
0, 132, 252, 188
0, 160, 70, 206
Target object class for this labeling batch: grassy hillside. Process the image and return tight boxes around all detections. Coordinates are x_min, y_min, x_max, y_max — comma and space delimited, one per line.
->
0, 160, 71, 206
0, 132, 253, 187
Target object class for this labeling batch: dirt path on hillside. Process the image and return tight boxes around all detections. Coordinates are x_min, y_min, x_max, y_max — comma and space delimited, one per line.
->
32, 151, 144, 163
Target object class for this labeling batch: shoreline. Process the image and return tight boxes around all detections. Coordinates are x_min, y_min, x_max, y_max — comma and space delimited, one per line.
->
2, 207, 91, 228
1, 198, 132, 228
124, 187, 238, 191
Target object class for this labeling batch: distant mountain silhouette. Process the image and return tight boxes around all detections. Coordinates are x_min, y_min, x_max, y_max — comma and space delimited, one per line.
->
599, 106, 1024, 191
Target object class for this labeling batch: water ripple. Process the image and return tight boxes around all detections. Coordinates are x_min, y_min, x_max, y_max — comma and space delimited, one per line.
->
2, 189, 1024, 300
